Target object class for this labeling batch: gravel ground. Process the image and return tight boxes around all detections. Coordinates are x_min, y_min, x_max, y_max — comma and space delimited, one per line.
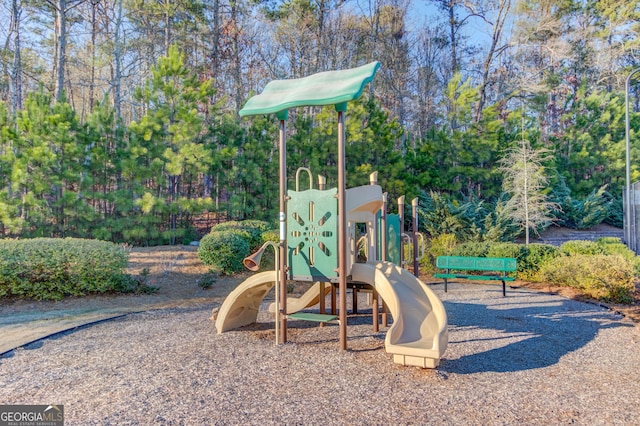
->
1, 282, 639, 425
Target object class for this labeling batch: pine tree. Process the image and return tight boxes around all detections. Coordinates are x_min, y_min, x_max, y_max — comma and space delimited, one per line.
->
129, 44, 216, 244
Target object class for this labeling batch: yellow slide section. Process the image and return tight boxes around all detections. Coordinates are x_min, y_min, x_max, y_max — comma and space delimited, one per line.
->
215, 271, 276, 334
350, 262, 448, 368
267, 282, 332, 314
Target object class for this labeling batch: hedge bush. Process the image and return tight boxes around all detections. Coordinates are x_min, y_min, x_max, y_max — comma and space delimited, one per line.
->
421, 233, 457, 273
520, 244, 561, 279
261, 230, 279, 245
198, 230, 250, 274
209, 220, 270, 251
450, 242, 490, 258
560, 240, 605, 256
535, 254, 635, 303
0, 238, 131, 301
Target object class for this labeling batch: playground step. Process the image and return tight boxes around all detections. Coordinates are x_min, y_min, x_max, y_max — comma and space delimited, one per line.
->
286, 312, 339, 323
393, 354, 439, 369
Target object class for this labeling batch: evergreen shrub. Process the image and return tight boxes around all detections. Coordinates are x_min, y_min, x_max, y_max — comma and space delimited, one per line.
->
0, 238, 130, 300
422, 233, 457, 273
198, 230, 250, 274
520, 244, 561, 279
535, 254, 635, 303
209, 220, 270, 251
596, 237, 640, 275
450, 242, 490, 258
261, 230, 279, 245
560, 240, 605, 256
596, 237, 636, 258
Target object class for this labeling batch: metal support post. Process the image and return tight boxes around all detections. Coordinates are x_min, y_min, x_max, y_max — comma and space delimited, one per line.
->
336, 104, 348, 350
277, 112, 288, 343
626, 68, 640, 252
398, 195, 405, 267
412, 197, 419, 277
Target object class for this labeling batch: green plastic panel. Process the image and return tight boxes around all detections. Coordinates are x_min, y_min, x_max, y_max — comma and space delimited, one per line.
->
239, 62, 380, 117
378, 213, 401, 266
287, 312, 339, 323
287, 188, 338, 281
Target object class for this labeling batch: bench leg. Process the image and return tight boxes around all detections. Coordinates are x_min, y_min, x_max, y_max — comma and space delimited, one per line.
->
444, 278, 448, 292
502, 280, 506, 297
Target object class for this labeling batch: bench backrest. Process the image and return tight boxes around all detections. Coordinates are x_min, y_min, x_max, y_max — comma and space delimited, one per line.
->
436, 256, 517, 272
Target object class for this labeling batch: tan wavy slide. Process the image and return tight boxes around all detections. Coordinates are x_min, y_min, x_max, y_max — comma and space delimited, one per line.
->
215, 271, 276, 333
350, 262, 448, 368
215, 276, 331, 333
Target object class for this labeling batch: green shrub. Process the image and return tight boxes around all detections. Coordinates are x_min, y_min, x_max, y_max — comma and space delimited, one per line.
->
261, 229, 279, 244
0, 238, 131, 301
198, 230, 250, 274
535, 254, 635, 303
210, 220, 271, 251
596, 237, 634, 256
451, 242, 490, 258
560, 240, 605, 256
198, 269, 219, 289
605, 198, 623, 228
422, 233, 457, 273
486, 242, 525, 263
519, 243, 561, 279
596, 237, 640, 275
596, 236, 622, 245
111, 268, 159, 295
560, 188, 610, 230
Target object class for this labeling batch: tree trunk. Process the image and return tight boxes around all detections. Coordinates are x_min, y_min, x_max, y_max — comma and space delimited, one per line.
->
164, 5, 171, 55
89, 0, 98, 113
8, 0, 23, 113
113, 0, 123, 120
447, 1, 458, 75
474, 0, 512, 123
230, 0, 243, 111
54, 0, 67, 102
211, 0, 220, 76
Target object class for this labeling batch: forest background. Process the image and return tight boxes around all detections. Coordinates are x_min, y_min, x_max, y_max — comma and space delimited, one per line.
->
0, 0, 639, 246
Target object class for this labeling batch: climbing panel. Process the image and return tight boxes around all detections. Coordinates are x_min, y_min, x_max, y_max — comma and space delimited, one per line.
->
287, 188, 338, 282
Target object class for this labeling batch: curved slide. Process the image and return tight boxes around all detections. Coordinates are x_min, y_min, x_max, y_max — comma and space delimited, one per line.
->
350, 262, 448, 368
215, 271, 276, 333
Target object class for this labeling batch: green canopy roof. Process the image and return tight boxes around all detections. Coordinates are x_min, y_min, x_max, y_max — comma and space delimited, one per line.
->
239, 62, 380, 117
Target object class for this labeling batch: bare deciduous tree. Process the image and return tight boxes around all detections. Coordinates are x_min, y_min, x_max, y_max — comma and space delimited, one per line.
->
499, 114, 557, 244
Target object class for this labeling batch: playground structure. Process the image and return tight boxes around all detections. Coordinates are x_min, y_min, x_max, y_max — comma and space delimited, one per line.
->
214, 62, 448, 368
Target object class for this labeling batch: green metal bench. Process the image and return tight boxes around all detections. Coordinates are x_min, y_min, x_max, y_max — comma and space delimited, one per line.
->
434, 256, 517, 296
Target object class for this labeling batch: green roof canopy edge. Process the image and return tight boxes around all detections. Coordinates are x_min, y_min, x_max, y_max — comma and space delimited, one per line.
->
238, 62, 380, 117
